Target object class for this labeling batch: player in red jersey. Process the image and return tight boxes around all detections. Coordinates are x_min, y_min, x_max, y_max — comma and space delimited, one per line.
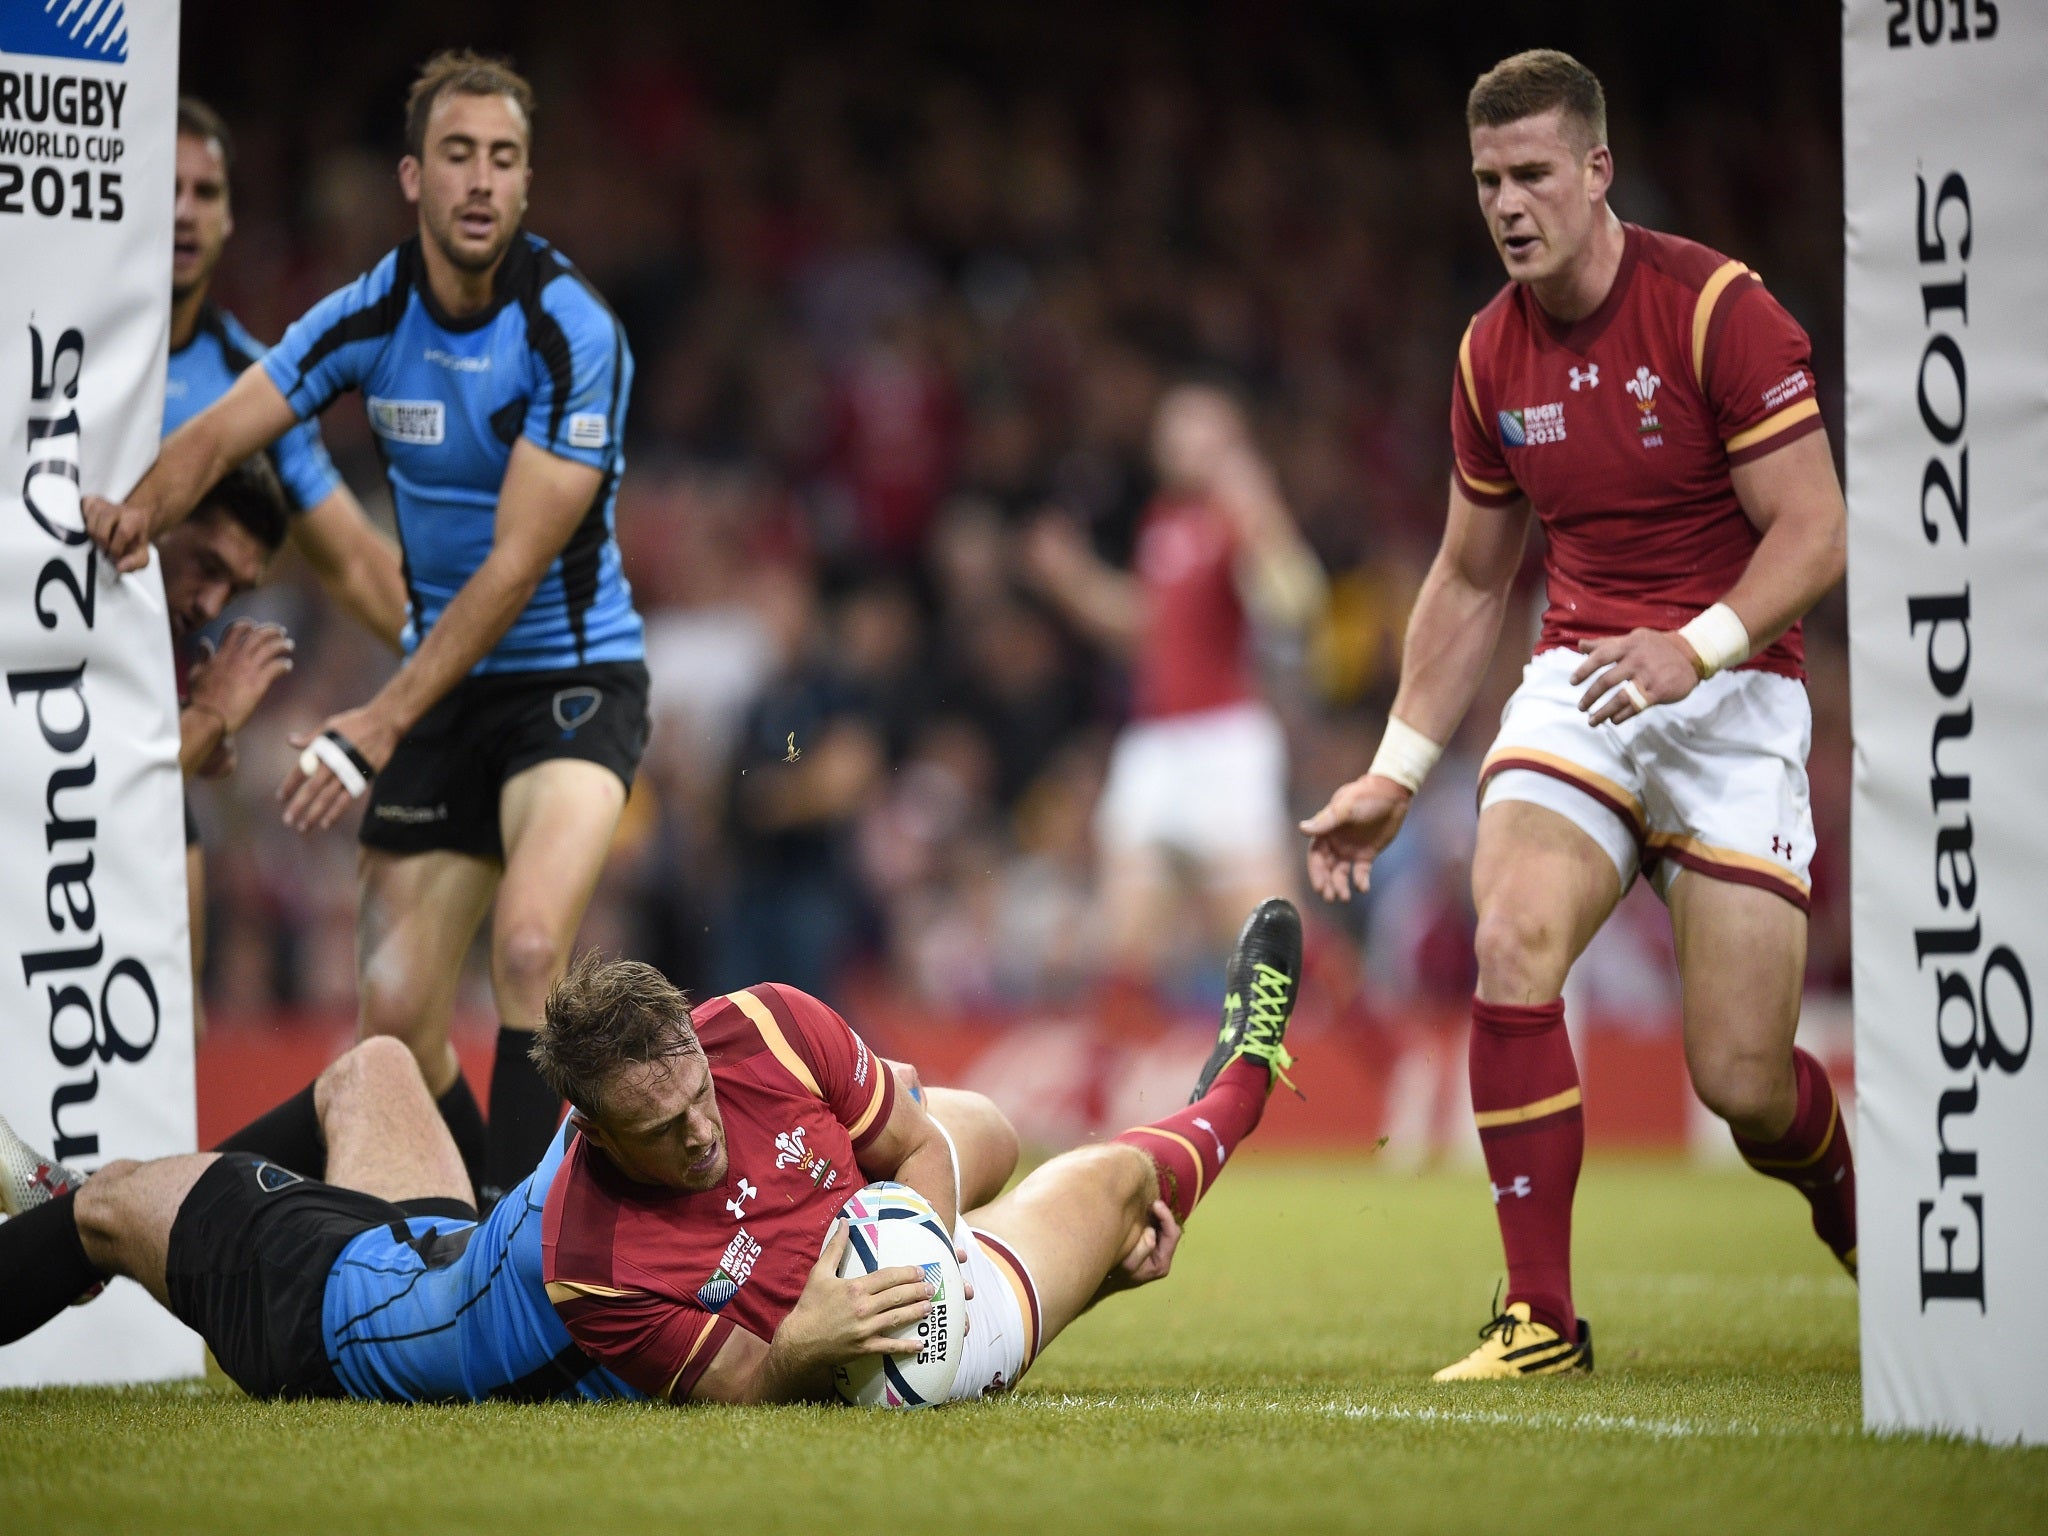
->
1025, 384, 1323, 997
538, 899, 1303, 1403
1299, 50, 1854, 1379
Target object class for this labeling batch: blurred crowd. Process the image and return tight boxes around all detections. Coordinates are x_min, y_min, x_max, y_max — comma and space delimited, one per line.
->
177, 0, 1851, 1028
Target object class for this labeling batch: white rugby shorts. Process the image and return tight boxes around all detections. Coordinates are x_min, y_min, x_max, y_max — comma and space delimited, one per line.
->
948, 1224, 1042, 1401
1478, 647, 1815, 910
1095, 700, 1290, 861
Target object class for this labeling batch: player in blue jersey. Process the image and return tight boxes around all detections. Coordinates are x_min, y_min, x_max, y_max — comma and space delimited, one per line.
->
0, 1033, 1027, 1403
86, 54, 650, 1210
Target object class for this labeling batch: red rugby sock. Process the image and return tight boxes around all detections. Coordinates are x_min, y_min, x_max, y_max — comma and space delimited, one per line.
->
1470, 997, 1583, 1337
1114, 1056, 1268, 1222
1732, 1047, 1857, 1265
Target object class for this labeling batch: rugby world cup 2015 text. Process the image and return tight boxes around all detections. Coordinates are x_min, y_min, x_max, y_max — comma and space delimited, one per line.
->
1904, 170, 2033, 1311
0, 71, 127, 223
9, 321, 160, 1162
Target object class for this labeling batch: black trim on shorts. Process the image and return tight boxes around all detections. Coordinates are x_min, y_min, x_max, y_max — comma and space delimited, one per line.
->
165, 1154, 416, 1400
358, 660, 650, 859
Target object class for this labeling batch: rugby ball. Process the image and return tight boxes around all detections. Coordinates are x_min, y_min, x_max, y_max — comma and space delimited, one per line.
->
832, 1182, 964, 1408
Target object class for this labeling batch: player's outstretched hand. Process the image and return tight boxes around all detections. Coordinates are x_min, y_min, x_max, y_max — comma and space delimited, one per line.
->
187, 621, 294, 738
279, 703, 398, 834
1299, 773, 1413, 902
1570, 628, 1702, 726
81, 494, 154, 575
785, 1220, 934, 1367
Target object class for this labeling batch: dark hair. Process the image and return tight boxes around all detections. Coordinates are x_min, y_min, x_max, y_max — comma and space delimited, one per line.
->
195, 456, 289, 553
176, 95, 235, 181
403, 49, 536, 159
533, 951, 698, 1117
1467, 49, 1608, 154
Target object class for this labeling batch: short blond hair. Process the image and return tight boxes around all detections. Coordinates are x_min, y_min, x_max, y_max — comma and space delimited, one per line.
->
1467, 49, 1607, 156
532, 952, 698, 1118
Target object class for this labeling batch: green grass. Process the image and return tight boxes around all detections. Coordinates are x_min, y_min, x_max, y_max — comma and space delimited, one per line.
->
5, 1158, 2044, 1535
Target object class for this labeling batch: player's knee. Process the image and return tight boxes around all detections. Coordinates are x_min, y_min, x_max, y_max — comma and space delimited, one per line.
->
71, 1159, 143, 1246
1472, 905, 1568, 997
494, 923, 566, 1002
317, 1034, 422, 1120
1690, 1049, 1787, 1128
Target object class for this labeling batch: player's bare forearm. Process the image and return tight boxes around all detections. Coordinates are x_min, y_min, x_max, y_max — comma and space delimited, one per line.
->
1720, 431, 1847, 651
365, 443, 600, 737
857, 1088, 960, 1233
106, 369, 299, 558
1387, 550, 1515, 743
364, 552, 542, 737
1021, 514, 1143, 650
291, 490, 409, 653
179, 707, 228, 778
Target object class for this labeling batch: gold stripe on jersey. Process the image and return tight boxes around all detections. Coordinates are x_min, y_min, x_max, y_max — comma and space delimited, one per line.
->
1456, 463, 1520, 499
1121, 1125, 1205, 1207
726, 989, 823, 1099
1458, 321, 1486, 431
1480, 746, 1647, 836
663, 1314, 727, 1399
844, 1059, 889, 1141
1741, 1093, 1839, 1171
1473, 1085, 1583, 1130
1725, 396, 1820, 455
1646, 832, 1812, 900
1691, 260, 1752, 389
545, 1279, 640, 1303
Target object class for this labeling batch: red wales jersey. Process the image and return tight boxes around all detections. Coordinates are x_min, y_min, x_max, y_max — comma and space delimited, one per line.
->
1450, 223, 1825, 679
1132, 496, 1253, 719
541, 983, 899, 1399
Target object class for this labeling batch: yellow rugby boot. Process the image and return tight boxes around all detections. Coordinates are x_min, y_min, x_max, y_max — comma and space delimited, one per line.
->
1432, 1300, 1593, 1381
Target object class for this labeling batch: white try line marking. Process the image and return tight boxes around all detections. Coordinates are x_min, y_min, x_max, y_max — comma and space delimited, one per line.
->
1035, 1394, 1851, 1443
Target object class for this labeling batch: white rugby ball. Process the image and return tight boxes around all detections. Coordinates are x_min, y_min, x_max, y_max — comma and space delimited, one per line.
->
831, 1182, 964, 1408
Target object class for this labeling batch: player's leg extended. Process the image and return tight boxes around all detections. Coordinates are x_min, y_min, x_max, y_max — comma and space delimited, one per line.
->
972, 898, 1305, 1355
0, 1148, 218, 1344
968, 1141, 1161, 1348
1435, 799, 1618, 1380
488, 757, 628, 1199
1670, 871, 1855, 1274
317, 1036, 475, 1209
357, 845, 499, 1191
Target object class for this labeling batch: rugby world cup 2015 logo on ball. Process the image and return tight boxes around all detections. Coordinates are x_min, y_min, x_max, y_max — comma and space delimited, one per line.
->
832, 1183, 963, 1407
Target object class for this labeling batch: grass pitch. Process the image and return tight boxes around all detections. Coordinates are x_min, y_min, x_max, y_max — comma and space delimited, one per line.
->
5, 1157, 2044, 1535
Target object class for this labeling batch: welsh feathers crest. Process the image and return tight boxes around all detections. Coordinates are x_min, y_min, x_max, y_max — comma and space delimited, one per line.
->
1626, 366, 1661, 408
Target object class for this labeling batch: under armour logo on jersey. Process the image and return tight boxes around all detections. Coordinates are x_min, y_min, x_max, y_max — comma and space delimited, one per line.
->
1771, 835, 1792, 857
1568, 364, 1599, 391
552, 686, 602, 736
725, 1177, 758, 1219
1491, 1175, 1532, 1203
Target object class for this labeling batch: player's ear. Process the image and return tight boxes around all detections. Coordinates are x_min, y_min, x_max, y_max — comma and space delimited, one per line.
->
398, 155, 422, 205
1583, 143, 1614, 201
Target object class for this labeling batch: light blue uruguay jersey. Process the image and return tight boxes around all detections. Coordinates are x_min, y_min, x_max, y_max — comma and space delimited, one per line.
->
321, 1123, 642, 1403
165, 303, 344, 514
261, 233, 643, 675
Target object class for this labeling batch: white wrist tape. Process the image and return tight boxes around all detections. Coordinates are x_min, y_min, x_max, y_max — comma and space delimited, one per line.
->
1677, 602, 1751, 679
1367, 715, 1443, 794
299, 732, 369, 799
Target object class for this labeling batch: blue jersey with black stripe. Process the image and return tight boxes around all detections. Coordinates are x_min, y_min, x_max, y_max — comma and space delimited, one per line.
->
321, 1124, 642, 1402
261, 233, 642, 674
165, 303, 344, 514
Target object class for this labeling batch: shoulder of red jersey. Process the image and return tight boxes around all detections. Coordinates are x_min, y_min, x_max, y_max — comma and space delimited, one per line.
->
1630, 224, 1825, 464
701, 982, 897, 1154
1450, 285, 1527, 507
